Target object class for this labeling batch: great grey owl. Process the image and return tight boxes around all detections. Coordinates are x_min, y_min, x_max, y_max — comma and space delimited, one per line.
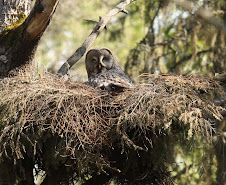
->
85, 47, 133, 91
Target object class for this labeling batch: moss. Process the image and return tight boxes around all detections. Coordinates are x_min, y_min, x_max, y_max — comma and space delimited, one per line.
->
0, 13, 27, 46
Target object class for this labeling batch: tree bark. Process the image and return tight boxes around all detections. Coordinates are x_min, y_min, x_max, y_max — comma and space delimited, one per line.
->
0, 0, 60, 78
0, 0, 33, 32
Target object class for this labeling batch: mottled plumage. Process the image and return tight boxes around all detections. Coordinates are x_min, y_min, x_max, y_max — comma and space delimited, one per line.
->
85, 47, 133, 91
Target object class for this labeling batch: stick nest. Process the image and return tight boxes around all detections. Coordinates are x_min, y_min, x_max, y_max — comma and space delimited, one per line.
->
0, 72, 224, 183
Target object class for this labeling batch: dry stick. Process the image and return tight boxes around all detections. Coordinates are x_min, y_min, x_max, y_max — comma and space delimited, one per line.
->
58, 0, 136, 76
172, 0, 226, 32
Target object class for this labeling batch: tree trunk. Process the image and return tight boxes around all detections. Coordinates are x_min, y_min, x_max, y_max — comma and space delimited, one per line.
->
0, 0, 60, 78
0, 0, 60, 183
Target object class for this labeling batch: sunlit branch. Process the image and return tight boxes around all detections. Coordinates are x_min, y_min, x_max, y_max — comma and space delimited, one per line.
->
25, 0, 60, 40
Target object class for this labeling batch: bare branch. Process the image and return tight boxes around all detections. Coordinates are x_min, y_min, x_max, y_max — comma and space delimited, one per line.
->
171, 0, 226, 32
57, 0, 136, 76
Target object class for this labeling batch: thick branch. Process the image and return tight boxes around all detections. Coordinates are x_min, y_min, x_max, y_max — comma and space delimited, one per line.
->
24, 0, 60, 40
58, 0, 136, 76
172, 0, 226, 33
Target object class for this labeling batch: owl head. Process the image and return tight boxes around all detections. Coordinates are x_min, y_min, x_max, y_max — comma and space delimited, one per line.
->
85, 47, 133, 91
85, 47, 120, 78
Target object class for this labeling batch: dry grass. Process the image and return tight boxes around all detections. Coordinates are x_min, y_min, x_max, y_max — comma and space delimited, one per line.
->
0, 72, 224, 182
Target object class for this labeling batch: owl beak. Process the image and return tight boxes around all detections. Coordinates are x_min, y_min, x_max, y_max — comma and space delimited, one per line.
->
99, 63, 102, 70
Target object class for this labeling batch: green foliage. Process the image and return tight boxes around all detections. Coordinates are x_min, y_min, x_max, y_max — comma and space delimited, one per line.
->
124, 0, 225, 77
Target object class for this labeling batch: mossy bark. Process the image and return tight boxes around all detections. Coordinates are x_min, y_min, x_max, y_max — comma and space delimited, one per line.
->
0, 0, 60, 78
0, 0, 32, 33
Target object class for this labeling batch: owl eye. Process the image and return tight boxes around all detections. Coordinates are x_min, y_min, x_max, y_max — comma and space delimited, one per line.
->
102, 57, 107, 63
92, 58, 97, 63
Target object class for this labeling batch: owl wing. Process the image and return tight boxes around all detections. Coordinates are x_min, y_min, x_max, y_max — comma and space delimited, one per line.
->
88, 69, 133, 92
